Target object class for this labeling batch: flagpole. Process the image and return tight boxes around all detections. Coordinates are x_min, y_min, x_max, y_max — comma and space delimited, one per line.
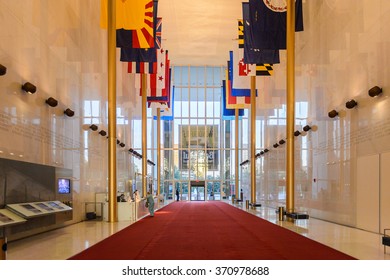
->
107, 0, 117, 222
235, 109, 239, 202
142, 73, 148, 198
250, 76, 256, 208
157, 108, 161, 196
286, 0, 296, 215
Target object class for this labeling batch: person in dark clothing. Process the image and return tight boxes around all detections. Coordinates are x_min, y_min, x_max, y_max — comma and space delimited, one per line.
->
176, 189, 180, 201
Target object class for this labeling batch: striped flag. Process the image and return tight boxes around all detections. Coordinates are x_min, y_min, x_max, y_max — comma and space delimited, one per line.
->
100, 0, 155, 49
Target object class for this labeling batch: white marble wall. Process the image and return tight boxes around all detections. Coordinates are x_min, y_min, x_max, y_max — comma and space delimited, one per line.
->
0, 0, 138, 225
254, 0, 390, 233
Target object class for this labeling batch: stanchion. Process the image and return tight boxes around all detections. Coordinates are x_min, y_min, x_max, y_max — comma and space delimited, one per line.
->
1, 237, 7, 260
278, 206, 285, 221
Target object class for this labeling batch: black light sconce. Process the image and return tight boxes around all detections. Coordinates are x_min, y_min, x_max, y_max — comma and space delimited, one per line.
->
328, 109, 338, 118
273, 143, 279, 148
64, 108, 75, 117
345, 99, 358, 109
0, 64, 6, 76
119, 143, 125, 148
45, 97, 58, 107
279, 139, 286, 145
116, 139, 120, 145
99, 130, 107, 136
89, 124, 98, 131
264, 149, 269, 153
128, 148, 134, 153
368, 86, 382, 97
260, 151, 265, 155
21, 82, 37, 94
294, 130, 301, 137
303, 125, 311, 132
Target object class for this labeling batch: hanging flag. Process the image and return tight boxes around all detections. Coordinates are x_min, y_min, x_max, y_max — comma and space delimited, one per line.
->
100, 0, 155, 49
226, 63, 251, 109
241, 4, 280, 64
247, 0, 304, 50
222, 80, 244, 120
230, 50, 258, 98
121, 47, 157, 63
135, 50, 168, 92
151, 86, 175, 121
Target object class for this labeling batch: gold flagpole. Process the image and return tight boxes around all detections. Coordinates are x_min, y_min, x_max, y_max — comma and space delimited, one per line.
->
107, 0, 117, 222
250, 76, 256, 207
157, 108, 161, 196
235, 109, 239, 201
286, 0, 296, 214
142, 73, 147, 197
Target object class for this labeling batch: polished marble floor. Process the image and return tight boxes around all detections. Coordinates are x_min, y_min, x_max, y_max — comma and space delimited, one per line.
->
5, 200, 390, 260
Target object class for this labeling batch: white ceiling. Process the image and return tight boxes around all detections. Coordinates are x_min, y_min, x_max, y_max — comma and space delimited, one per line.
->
158, 0, 245, 66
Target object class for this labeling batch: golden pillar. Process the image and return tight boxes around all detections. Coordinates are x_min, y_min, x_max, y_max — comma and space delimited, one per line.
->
142, 74, 148, 197
250, 76, 256, 206
235, 109, 239, 201
107, 0, 117, 222
286, 0, 296, 214
157, 108, 161, 196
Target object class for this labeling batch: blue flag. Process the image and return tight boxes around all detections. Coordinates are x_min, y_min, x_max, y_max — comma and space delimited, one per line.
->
222, 80, 244, 120
248, 0, 304, 50
242, 2, 280, 64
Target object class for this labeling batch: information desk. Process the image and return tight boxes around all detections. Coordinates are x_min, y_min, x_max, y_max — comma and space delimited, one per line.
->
0, 209, 27, 227
6, 201, 72, 218
103, 201, 136, 222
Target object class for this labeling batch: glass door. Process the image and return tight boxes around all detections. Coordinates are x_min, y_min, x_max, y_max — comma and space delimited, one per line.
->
190, 186, 205, 201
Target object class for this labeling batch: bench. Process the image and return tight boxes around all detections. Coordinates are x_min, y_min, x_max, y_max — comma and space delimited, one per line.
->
383, 229, 390, 254
285, 212, 309, 220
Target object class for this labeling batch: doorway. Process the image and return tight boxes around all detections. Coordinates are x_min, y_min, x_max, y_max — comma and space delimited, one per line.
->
190, 181, 205, 201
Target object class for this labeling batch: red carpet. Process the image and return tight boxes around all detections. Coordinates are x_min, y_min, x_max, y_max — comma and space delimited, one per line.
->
69, 201, 356, 260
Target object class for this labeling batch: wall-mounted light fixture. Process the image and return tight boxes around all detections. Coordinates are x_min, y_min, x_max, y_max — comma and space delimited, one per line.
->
45, 97, 58, 107
64, 108, 74, 117
21, 82, 37, 94
119, 143, 125, 148
279, 139, 285, 145
89, 124, 98, 131
303, 125, 311, 132
128, 148, 134, 153
0, 64, 6, 76
345, 99, 358, 109
99, 130, 107, 136
273, 143, 279, 148
260, 151, 265, 155
264, 149, 269, 153
328, 109, 338, 118
294, 130, 301, 137
368, 86, 382, 97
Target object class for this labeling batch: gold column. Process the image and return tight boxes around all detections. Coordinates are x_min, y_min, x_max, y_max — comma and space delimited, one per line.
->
286, 0, 295, 214
107, 0, 117, 222
250, 76, 256, 206
157, 108, 161, 195
235, 109, 239, 200
142, 73, 147, 197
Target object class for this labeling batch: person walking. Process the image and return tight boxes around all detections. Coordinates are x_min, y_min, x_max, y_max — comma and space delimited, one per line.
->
146, 191, 155, 217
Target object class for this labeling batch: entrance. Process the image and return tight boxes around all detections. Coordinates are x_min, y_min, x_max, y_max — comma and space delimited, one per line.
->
190, 181, 205, 201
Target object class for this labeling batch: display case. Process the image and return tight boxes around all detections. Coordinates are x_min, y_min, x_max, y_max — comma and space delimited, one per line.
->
0, 209, 26, 227
6, 201, 72, 219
